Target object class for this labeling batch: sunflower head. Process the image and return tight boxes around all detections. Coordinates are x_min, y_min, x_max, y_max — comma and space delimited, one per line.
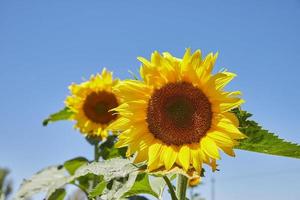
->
109, 49, 245, 174
65, 68, 119, 139
188, 176, 201, 187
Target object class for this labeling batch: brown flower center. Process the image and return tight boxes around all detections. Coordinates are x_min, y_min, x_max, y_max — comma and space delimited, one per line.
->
83, 91, 118, 124
146, 82, 212, 145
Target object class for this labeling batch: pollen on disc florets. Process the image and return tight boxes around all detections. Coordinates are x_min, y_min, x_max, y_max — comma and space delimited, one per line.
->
146, 82, 212, 146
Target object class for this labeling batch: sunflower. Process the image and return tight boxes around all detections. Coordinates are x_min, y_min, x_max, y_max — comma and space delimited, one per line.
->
109, 49, 245, 173
65, 68, 119, 139
188, 176, 201, 187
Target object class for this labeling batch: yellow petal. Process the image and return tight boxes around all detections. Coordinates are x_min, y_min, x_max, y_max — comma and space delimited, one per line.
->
178, 145, 190, 171
139, 64, 166, 87
112, 101, 147, 120
151, 51, 162, 65
115, 129, 133, 148
207, 130, 234, 147
115, 80, 152, 101
134, 148, 148, 163
198, 52, 218, 82
107, 117, 130, 131
191, 149, 202, 173
218, 98, 245, 113
223, 112, 239, 127
101, 68, 113, 83
213, 115, 246, 139
148, 159, 161, 171
139, 133, 155, 150
163, 145, 178, 170
189, 176, 201, 187
148, 142, 162, 166
137, 56, 153, 67
207, 72, 236, 91
190, 50, 202, 68
220, 146, 235, 157
182, 48, 192, 65
201, 137, 220, 159
181, 50, 202, 82
211, 159, 217, 172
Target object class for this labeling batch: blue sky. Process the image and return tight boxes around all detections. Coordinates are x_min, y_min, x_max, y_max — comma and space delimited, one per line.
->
1, 0, 300, 199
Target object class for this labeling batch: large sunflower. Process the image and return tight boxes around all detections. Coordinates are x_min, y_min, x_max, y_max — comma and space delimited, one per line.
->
65, 68, 119, 139
109, 49, 245, 173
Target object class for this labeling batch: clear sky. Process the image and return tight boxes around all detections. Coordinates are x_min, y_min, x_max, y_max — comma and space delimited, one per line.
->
1, 0, 300, 200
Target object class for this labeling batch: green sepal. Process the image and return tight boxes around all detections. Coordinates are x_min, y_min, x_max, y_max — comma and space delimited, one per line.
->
128, 70, 139, 80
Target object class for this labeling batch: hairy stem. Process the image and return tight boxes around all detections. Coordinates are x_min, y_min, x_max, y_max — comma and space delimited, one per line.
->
176, 174, 188, 200
94, 142, 100, 162
163, 176, 178, 200
93, 141, 100, 189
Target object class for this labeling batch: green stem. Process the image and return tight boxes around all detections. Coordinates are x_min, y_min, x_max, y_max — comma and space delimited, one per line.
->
176, 174, 188, 200
93, 141, 100, 188
94, 142, 100, 162
163, 176, 178, 200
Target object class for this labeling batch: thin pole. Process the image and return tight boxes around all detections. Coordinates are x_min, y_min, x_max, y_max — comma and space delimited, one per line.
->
190, 187, 194, 200
211, 177, 215, 200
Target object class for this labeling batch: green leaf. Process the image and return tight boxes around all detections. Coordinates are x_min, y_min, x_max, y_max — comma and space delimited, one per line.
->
43, 107, 73, 126
72, 158, 140, 199
72, 158, 137, 182
0, 168, 9, 192
89, 181, 107, 198
100, 171, 139, 199
71, 158, 139, 199
48, 188, 66, 200
15, 158, 140, 200
0, 168, 12, 200
76, 173, 95, 192
128, 196, 150, 200
64, 157, 89, 175
150, 175, 169, 199
123, 173, 159, 198
101, 147, 127, 160
14, 166, 69, 200
233, 109, 300, 159
98, 135, 127, 159
123, 173, 167, 199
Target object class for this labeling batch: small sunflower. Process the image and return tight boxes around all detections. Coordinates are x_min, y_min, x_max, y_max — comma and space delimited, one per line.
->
65, 68, 119, 139
109, 49, 245, 173
188, 176, 201, 187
